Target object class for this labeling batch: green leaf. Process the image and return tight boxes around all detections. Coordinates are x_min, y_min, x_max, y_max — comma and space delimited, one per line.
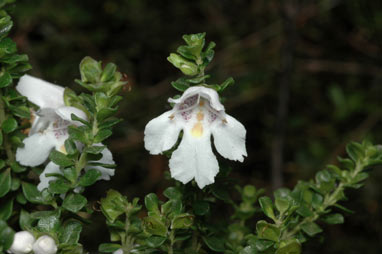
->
0, 199, 13, 221
62, 193, 87, 213
192, 200, 210, 216
19, 210, 35, 230
0, 130, 2, 146
167, 53, 198, 76
9, 105, 30, 118
84, 145, 105, 154
49, 150, 74, 167
78, 169, 102, 187
1, 117, 17, 133
101, 63, 117, 82
146, 236, 166, 248
37, 210, 61, 232
79, 56, 102, 83
171, 213, 194, 229
0, 71, 12, 88
163, 187, 182, 200
296, 205, 313, 218
98, 243, 121, 253
143, 216, 167, 237
0, 168, 11, 197
256, 220, 281, 242
59, 220, 82, 244
220, 77, 235, 91
0, 220, 14, 251
100, 189, 128, 223
346, 142, 364, 162
96, 108, 118, 122
300, 222, 322, 237
171, 79, 190, 92
22, 182, 44, 204
322, 213, 344, 224
145, 193, 160, 213
68, 126, 88, 143
0, 38, 16, 56
94, 129, 112, 143
259, 197, 276, 220
48, 179, 71, 194
202, 236, 225, 252
276, 239, 301, 254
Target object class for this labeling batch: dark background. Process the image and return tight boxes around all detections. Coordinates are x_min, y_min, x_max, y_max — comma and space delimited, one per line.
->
9, 0, 382, 253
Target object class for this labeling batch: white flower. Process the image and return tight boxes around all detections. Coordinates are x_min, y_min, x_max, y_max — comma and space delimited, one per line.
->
32, 235, 57, 254
15, 75, 115, 191
8, 231, 35, 254
144, 86, 247, 188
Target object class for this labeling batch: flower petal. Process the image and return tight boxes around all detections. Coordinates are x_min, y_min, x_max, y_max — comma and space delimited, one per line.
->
37, 162, 61, 191
86, 147, 115, 180
168, 86, 224, 112
16, 133, 57, 167
16, 75, 65, 109
55, 106, 88, 123
169, 131, 219, 189
212, 114, 247, 162
144, 110, 182, 154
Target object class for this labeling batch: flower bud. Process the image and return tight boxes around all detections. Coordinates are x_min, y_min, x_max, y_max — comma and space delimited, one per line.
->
9, 231, 35, 254
32, 235, 57, 254
113, 249, 123, 254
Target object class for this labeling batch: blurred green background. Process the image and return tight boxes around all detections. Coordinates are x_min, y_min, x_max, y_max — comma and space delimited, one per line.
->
8, 0, 382, 253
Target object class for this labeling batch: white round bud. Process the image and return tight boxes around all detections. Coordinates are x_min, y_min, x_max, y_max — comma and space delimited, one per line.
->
113, 249, 123, 254
9, 231, 36, 254
32, 235, 57, 254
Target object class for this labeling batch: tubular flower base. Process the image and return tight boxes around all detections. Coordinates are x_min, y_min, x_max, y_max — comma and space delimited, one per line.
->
144, 86, 247, 188
15, 75, 115, 191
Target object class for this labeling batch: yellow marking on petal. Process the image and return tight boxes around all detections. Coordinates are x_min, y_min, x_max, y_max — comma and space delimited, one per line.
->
169, 114, 174, 120
60, 145, 67, 155
199, 100, 204, 106
222, 118, 228, 124
196, 111, 204, 121
191, 122, 204, 138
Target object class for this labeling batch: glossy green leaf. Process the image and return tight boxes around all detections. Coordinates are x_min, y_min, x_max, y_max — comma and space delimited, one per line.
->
322, 213, 344, 224
163, 187, 182, 200
0, 199, 13, 221
59, 220, 82, 244
19, 210, 34, 230
94, 129, 112, 143
79, 56, 102, 83
192, 200, 210, 216
145, 193, 159, 213
0, 168, 11, 197
143, 216, 167, 237
1, 117, 17, 133
37, 210, 61, 232
100, 189, 127, 223
49, 150, 74, 167
78, 169, 102, 187
0, 71, 11, 88
146, 236, 166, 248
259, 196, 276, 220
276, 240, 301, 254
171, 213, 194, 229
98, 243, 121, 253
63, 193, 87, 213
256, 220, 280, 242
301, 222, 322, 237
202, 236, 225, 252
0, 220, 14, 251
48, 179, 71, 194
